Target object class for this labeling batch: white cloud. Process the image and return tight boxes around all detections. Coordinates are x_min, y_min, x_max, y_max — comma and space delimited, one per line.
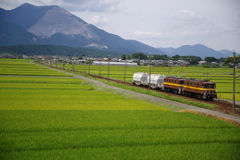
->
181, 10, 191, 14
1, 0, 122, 13
0, 0, 239, 51
59, 0, 122, 13
90, 16, 109, 26
170, 10, 205, 29
134, 31, 164, 37
179, 31, 197, 36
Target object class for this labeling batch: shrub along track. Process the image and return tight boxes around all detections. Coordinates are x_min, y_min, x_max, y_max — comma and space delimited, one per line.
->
35, 63, 240, 124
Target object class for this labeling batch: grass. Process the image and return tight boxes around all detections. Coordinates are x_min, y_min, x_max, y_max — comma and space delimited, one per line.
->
105, 80, 215, 109
1, 111, 240, 160
48, 64, 217, 109
182, 109, 240, 127
0, 77, 168, 111
63, 63, 240, 101
0, 59, 72, 77
3, 143, 240, 160
84, 80, 184, 112
1, 59, 240, 159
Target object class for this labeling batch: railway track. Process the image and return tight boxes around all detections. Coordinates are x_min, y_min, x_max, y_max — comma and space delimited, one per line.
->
90, 74, 240, 116
34, 62, 240, 123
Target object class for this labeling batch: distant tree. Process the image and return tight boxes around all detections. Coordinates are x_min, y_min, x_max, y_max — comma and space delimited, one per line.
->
127, 55, 131, 60
224, 55, 240, 65
121, 54, 126, 60
218, 57, 226, 63
132, 52, 147, 60
180, 56, 201, 61
152, 54, 169, 60
205, 57, 217, 62
172, 54, 180, 60
137, 60, 140, 66
182, 56, 202, 65
189, 59, 199, 65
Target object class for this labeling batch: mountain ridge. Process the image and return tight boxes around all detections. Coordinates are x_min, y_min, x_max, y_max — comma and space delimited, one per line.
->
0, 3, 163, 55
157, 44, 239, 59
0, 3, 237, 58
0, 3, 56, 30
0, 21, 41, 46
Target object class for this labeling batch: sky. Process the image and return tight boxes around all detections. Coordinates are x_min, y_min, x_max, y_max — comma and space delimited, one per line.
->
1, 0, 240, 51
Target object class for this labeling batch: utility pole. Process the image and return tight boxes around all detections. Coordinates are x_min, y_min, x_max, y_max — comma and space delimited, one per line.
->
88, 55, 91, 75
149, 53, 152, 90
168, 58, 171, 76
99, 60, 102, 76
71, 61, 74, 71
88, 63, 90, 75
124, 60, 127, 82
62, 61, 65, 69
232, 50, 236, 111
108, 55, 110, 81
56, 52, 59, 67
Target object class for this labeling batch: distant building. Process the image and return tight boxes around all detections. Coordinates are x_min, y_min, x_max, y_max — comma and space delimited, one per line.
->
92, 61, 137, 66
0, 55, 15, 58
198, 61, 207, 65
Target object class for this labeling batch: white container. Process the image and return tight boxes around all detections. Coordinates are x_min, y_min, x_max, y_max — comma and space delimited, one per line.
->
147, 74, 166, 89
132, 72, 149, 85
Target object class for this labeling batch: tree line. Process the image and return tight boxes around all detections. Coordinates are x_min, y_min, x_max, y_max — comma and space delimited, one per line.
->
123, 53, 209, 63
1, 44, 238, 66
122, 52, 240, 67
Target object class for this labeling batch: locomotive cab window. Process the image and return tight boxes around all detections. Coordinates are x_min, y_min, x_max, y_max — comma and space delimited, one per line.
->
180, 81, 184, 84
204, 84, 216, 89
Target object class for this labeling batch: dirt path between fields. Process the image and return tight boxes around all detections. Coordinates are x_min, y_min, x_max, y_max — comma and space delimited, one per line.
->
35, 64, 240, 124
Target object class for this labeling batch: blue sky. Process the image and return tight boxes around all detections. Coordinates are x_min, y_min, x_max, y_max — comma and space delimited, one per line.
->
1, 0, 240, 51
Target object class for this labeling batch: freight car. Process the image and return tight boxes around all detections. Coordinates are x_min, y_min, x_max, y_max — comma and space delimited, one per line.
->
132, 72, 149, 86
132, 72, 166, 89
132, 73, 217, 100
147, 74, 166, 89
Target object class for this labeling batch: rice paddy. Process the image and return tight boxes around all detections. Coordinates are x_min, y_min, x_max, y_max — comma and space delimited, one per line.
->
1, 58, 240, 160
64, 63, 240, 101
0, 59, 72, 77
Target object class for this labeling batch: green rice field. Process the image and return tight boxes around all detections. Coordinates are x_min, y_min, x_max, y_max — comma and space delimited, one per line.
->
1, 111, 240, 160
1, 59, 240, 159
0, 59, 72, 77
63, 63, 240, 101
0, 76, 168, 110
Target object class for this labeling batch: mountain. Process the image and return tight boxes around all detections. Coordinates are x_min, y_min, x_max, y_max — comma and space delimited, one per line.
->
127, 40, 165, 55
0, 21, 42, 46
0, 3, 163, 55
0, 3, 56, 30
218, 49, 240, 57
158, 44, 226, 59
0, 44, 120, 57
157, 47, 175, 55
173, 44, 224, 58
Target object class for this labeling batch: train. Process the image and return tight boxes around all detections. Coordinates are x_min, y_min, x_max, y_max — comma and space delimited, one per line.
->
132, 72, 217, 100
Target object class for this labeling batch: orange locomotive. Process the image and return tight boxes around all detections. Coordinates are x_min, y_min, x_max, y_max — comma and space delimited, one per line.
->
164, 76, 217, 100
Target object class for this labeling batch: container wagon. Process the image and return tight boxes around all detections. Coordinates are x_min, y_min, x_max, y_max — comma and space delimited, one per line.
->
147, 74, 165, 90
132, 72, 149, 86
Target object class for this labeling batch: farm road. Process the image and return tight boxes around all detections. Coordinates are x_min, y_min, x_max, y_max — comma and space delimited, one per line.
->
37, 63, 240, 123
